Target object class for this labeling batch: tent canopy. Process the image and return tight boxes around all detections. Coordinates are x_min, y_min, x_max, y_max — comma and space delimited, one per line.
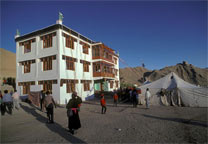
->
139, 72, 208, 107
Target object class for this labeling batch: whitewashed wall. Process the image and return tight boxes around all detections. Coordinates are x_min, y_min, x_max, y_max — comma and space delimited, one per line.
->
16, 27, 118, 104
59, 30, 94, 103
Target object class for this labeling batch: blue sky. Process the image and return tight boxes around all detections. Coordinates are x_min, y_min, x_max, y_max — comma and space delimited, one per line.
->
1, 1, 207, 70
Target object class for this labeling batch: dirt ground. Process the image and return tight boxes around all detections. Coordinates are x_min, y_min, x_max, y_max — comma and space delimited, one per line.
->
0, 100, 207, 143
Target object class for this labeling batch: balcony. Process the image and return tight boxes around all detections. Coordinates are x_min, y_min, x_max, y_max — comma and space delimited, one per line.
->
93, 72, 115, 78
92, 44, 116, 64
93, 61, 117, 79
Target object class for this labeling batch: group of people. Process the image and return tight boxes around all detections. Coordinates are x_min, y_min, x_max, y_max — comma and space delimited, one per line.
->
0, 90, 20, 115
0, 87, 151, 136
40, 90, 82, 135
99, 87, 152, 113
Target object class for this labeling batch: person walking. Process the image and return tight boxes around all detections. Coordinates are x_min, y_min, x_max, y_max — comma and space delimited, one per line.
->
66, 92, 82, 134
12, 90, 20, 110
44, 91, 56, 123
100, 93, 106, 114
2, 90, 13, 115
40, 90, 45, 111
113, 92, 118, 107
145, 88, 151, 109
132, 88, 138, 108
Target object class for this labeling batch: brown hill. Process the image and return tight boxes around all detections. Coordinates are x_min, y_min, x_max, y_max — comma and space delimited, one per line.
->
119, 61, 208, 87
119, 67, 151, 86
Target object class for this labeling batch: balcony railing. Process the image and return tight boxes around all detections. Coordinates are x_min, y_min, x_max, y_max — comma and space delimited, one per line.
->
93, 72, 115, 78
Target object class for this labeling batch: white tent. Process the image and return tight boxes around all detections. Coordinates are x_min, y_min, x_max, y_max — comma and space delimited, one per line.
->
139, 72, 208, 107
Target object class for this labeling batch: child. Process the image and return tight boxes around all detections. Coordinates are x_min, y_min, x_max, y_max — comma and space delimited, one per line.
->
100, 94, 106, 114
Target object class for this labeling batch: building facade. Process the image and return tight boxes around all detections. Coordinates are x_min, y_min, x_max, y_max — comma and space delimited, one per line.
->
15, 19, 120, 104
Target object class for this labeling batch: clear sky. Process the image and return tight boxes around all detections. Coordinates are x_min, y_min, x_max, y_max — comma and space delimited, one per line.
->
1, 1, 207, 70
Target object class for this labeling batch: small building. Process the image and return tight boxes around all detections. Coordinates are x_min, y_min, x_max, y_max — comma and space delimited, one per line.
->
15, 17, 120, 104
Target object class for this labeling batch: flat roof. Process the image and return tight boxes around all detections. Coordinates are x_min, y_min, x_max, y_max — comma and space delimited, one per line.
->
15, 24, 95, 44
14, 23, 118, 56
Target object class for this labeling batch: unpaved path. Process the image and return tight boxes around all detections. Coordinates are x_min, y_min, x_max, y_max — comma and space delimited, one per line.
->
1, 101, 207, 143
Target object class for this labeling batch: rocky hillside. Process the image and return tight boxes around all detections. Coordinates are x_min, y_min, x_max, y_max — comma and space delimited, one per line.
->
119, 67, 150, 86
119, 62, 208, 87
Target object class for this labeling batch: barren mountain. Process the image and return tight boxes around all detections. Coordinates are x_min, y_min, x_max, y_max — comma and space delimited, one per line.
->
119, 61, 208, 87
119, 67, 151, 86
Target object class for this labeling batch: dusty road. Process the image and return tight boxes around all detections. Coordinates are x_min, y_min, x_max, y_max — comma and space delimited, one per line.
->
1, 101, 207, 143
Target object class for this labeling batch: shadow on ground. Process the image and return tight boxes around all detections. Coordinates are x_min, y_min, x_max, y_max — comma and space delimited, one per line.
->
20, 103, 86, 143
143, 114, 208, 128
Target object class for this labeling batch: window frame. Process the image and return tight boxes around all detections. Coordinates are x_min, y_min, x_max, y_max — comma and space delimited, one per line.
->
66, 59, 75, 71
83, 63, 89, 72
66, 82, 75, 93
83, 45, 89, 54
24, 63, 31, 73
43, 58, 52, 71
110, 81, 114, 88
24, 41, 31, 53
43, 83, 52, 93
84, 82, 90, 91
43, 35, 53, 48
23, 85, 30, 94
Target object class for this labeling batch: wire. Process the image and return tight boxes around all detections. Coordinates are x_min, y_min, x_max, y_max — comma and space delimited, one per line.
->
119, 57, 143, 79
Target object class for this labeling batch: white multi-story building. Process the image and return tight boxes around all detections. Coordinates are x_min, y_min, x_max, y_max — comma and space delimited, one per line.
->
15, 18, 120, 104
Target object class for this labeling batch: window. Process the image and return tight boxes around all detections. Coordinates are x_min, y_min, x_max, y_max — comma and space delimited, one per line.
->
66, 36, 74, 49
40, 55, 56, 71
80, 60, 90, 72
116, 81, 119, 88
19, 38, 35, 54
83, 63, 89, 72
43, 58, 52, 71
67, 82, 75, 93
84, 83, 90, 91
63, 55, 77, 71
24, 63, 30, 73
41, 32, 56, 48
94, 63, 100, 72
80, 41, 89, 54
63, 33, 77, 49
110, 81, 114, 88
83, 45, 89, 54
66, 59, 75, 71
43, 35, 52, 48
92, 45, 100, 57
114, 69, 118, 76
24, 42, 31, 53
114, 58, 117, 64
43, 83, 52, 93
23, 85, 30, 94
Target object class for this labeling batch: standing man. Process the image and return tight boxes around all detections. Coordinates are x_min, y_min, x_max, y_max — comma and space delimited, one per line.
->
44, 91, 56, 123
40, 90, 45, 111
100, 93, 106, 114
12, 90, 20, 110
66, 92, 82, 134
145, 88, 151, 109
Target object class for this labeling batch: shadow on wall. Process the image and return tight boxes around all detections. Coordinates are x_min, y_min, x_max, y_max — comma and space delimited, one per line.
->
142, 114, 208, 128
20, 103, 86, 143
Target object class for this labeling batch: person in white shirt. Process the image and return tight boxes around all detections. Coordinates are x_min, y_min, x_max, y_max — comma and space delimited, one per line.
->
12, 90, 20, 110
2, 90, 13, 115
145, 88, 151, 109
